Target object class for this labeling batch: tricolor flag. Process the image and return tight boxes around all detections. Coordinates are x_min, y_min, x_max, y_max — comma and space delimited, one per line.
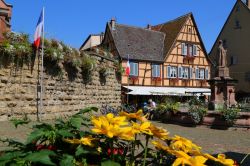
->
125, 55, 130, 76
34, 9, 44, 49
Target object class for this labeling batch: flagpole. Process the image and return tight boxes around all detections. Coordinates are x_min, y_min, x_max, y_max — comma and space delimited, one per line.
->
127, 54, 129, 105
39, 7, 45, 121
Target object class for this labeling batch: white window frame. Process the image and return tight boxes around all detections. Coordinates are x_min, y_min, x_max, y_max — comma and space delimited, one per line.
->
198, 68, 205, 79
170, 66, 177, 78
182, 67, 189, 79
129, 62, 138, 76
152, 64, 161, 77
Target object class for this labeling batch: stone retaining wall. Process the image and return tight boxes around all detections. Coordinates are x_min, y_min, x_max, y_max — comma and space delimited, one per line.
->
0, 53, 121, 121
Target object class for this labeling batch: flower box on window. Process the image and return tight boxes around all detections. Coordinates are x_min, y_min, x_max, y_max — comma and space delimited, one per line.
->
152, 77, 162, 81
129, 76, 139, 81
170, 77, 179, 82
184, 55, 195, 60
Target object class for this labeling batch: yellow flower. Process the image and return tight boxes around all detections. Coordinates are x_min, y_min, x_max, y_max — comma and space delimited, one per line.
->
97, 147, 102, 153
149, 124, 169, 140
170, 135, 201, 153
203, 153, 234, 166
105, 113, 128, 126
117, 126, 135, 141
217, 154, 234, 166
64, 136, 96, 147
92, 116, 117, 138
171, 151, 207, 166
152, 140, 169, 152
120, 110, 147, 122
131, 121, 153, 135
92, 115, 135, 140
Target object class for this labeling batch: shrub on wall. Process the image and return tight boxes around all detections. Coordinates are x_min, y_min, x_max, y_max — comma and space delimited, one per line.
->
0, 32, 33, 69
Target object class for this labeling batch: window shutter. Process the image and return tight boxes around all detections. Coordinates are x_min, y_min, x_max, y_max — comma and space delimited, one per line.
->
178, 66, 183, 78
135, 63, 138, 76
167, 66, 171, 78
205, 69, 209, 79
157, 65, 160, 77
193, 45, 197, 56
189, 67, 193, 79
130, 62, 133, 75
181, 43, 187, 56
195, 68, 199, 79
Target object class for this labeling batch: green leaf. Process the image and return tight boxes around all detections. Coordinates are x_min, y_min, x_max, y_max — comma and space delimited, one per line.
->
70, 117, 83, 129
26, 129, 45, 144
0, 151, 24, 161
56, 129, 74, 138
59, 154, 74, 166
101, 160, 120, 166
75, 146, 87, 156
78, 107, 98, 115
24, 150, 56, 166
10, 117, 31, 128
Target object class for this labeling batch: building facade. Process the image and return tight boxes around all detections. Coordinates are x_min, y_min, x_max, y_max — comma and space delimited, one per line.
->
209, 0, 250, 97
0, 0, 12, 41
101, 13, 211, 97
80, 33, 104, 51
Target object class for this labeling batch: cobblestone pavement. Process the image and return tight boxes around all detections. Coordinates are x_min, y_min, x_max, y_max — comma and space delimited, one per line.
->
0, 121, 249, 164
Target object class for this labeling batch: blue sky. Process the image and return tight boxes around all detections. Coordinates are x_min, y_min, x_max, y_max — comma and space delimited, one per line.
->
7, 0, 236, 52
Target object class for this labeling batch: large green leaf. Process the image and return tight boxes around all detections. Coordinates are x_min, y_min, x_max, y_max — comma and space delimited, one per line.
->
78, 107, 98, 115
101, 160, 120, 166
59, 154, 74, 166
70, 117, 83, 129
10, 117, 31, 128
24, 150, 56, 166
56, 129, 74, 138
26, 129, 45, 144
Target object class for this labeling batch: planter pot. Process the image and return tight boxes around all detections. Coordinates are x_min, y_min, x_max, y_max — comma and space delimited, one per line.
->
161, 111, 173, 123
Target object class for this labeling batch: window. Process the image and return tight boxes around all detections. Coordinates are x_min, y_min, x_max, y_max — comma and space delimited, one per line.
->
182, 43, 197, 56
235, 20, 241, 29
181, 43, 188, 56
182, 67, 189, 79
167, 66, 177, 78
196, 68, 204, 79
130, 62, 138, 76
152, 64, 160, 77
230, 56, 238, 65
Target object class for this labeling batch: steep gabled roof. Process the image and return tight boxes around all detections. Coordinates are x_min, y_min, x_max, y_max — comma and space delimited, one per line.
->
108, 23, 165, 62
209, 0, 250, 57
152, 13, 190, 58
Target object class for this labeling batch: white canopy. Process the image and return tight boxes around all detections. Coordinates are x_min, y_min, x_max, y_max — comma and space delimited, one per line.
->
123, 86, 211, 96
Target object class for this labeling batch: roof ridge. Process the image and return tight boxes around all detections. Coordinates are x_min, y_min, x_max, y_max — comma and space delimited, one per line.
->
238, 0, 250, 12
116, 23, 165, 35
153, 12, 192, 28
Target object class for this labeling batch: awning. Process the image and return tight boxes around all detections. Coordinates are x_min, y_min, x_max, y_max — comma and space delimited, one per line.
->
123, 86, 211, 96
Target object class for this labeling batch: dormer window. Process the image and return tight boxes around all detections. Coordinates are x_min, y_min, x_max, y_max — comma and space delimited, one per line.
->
181, 43, 197, 56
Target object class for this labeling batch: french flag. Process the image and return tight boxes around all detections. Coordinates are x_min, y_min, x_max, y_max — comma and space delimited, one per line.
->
125, 55, 130, 76
34, 9, 44, 49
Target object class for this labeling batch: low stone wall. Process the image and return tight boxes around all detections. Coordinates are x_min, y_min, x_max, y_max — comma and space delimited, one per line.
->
0, 53, 121, 121
160, 111, 250, 128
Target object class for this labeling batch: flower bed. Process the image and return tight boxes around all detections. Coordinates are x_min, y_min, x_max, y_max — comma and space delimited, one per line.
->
0, 107, 237, 165
161, 110, 250, 128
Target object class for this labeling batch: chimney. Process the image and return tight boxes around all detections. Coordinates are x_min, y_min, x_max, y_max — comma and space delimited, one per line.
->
247, 0, 250, 8
147, 24, 152, 30
110, 17, 116, 30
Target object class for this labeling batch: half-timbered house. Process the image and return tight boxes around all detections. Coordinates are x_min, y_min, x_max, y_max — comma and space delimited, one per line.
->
100, 13, 211, 102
